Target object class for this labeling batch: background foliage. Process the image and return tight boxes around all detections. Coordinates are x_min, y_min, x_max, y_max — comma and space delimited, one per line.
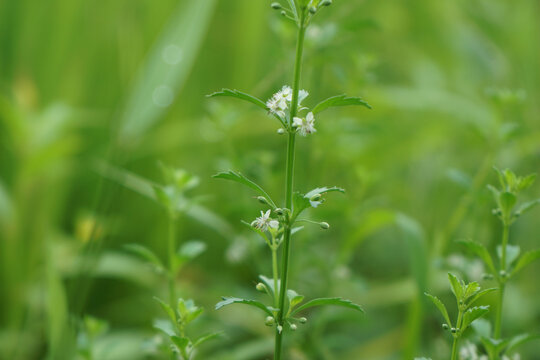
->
1, 0, 539, 359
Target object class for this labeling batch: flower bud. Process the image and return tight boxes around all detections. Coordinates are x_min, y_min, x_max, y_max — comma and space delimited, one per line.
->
308, 6, 317, 14
275, 208, 285, 216
320, 0, 332, 6
299, 317, 307, 324
451, 327, 457, 334
265, 316, 275, 326
271, 2, 282, 10
280, 10, 287, 16
277, 128, 286, 135
499, 270, 507, 278
290, 324, 297, 331
442, 324, 449, 330
482, 273, 494, 280
256, 283, 266, 292
257, 196, 270, 205
320, 222, 330, 230
310, 194, 322, 202
277, 325, 283, 333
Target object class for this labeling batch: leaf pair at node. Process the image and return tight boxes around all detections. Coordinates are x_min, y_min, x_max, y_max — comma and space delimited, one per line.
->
155, 297, 220, 360
425, 273, 495, 338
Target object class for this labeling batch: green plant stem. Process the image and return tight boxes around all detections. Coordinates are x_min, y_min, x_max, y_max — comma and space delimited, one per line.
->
168, 214, 177, 308
451, 309, 463, 360
274, 9, 307, 360
272, 246, 279, 308
494, 223, 509, 339
451, 337, 459, 360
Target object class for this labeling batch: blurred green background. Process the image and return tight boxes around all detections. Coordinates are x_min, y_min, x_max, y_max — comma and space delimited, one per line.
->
1, 0, 539, 359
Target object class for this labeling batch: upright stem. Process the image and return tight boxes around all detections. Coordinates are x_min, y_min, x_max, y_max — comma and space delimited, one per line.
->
168, 214, 177, 308
274, 10, 307, 360
272, 247, 279, 308
451, 309, 463, 360
494, 223, 509, 339
451, 337, 459, 360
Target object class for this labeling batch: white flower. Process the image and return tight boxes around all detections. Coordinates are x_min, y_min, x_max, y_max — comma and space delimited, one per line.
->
251, 210, 279, 231
267, 87, 291, 118
298, 89, 309, 105
280, 86, 293, 101
292, 112, 316, 136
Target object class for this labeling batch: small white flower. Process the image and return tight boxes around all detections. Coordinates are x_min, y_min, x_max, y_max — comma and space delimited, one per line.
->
280, 86, 293, 101
292, 112, 316, 136
251, 210, 279, 231
298, 89, 309, 105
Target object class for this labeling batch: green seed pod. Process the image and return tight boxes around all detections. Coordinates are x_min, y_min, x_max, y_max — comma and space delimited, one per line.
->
275, 208, 285, 216
320, 0, 332, 6
442, 323, 449, 330
451, 328, 457, 334
277, 128, 286, 135
320, 222, 330, 230
280, 10, 287, 16
271, 2, 282, 10
308, 6, 317, 14
299, 317, 307, 324
256, 282, 266, 292
277, 325, 283, 333
265, 316, 275, 326
310, 194, 322, 202
290, 324, 297, 331
257, 196, 269, 205
499, 270, 507, 278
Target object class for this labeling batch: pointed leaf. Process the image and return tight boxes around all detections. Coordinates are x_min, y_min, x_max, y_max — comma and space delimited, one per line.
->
458, 240, 496, 274
424, 293, 452, 327
511, 249, 540, 276
464, 282, 480, 300
500, 191, 517, 214
289, 297, 364, 317
506, 333, 540, 353
496, 244, 520, 269
514, 199, 540, 216
207, 89, 267, 110
467, 288, 497, 306
213, 170, 276, 208
154, 297, 176, 324
124, 244, 164, 270
312, 94, 372, 114
287, 290, 304, 311
448, 273, 464, 302
178, 240, 207, 261
215, 297, 273, 316
193, 332, 223, 348
170, 335, 190, 352
462, 306, 490, 330
517, 174, 536, 191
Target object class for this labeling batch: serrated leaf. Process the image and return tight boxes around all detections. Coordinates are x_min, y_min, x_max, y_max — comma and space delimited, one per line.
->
154, 297, 176, 324
153, 318, 175, 336
213, 170, 276, 208
457, 240, 496, 274
467, 288, 497, 306
517, 173, 536, 191
177, 298, 203, 324
462, 306, 490, 330
289, 297, 364, 317
193, 332, 222, 348
511, 249, 540, 276
448, 273, 464, 302
124, 244, 164, 270
312, 94, 372, 114
464, 282, 480, 300
424, 293, 452, 327
215, 297, 273, 316
496, 244, 520, 269
293, 187, 345, 217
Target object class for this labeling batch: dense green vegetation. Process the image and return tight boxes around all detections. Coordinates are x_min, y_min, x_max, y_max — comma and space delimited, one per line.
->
1, 0, 539, 359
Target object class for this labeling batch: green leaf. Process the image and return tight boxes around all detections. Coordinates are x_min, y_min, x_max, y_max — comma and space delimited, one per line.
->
286, 0, 298, 21
464, 282, 480, 300
448, 273, 464, 302
154, 297, 176, 324
178, 240, 206, 261
480, 337, 509, 358
514, 199, 540, 216
170, 335, 190, 351
193, 332, 222, 348
496, 244, 520, 269
517, 173, 536, 191
215, 297, 273, 316
289, 297, 364, 317
312, 94, 372, 114
467, 288, 497, 306
462, 306, 490, 330
293, 186, 345, 217
207, 88, 267, 111
457, 240, 496, 274
178, 298, 204, 324
286, 290, 304, 312
511, 249, 540, 276
424, 293, 452, 327
124, 244, 164, 270
506, 333, 540, 353
259, 275, 279, 299
500, 191, 517, 214
213, 170, 276, 208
